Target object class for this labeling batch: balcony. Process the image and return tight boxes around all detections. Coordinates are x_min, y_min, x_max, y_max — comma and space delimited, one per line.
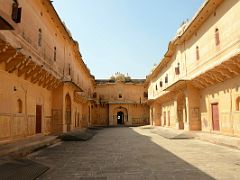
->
0, 37, 62, 90
18, 31, 64, 78
187, 34, 240, 79
191, 53, 240, 89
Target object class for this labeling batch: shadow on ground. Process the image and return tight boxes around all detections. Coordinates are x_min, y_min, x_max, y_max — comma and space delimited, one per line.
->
28, 127, 214, 180
58, 128, 98, 141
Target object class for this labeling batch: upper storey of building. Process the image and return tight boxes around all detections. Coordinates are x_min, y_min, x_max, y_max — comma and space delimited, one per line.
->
0, 0, 95, 93
146, 0, 240, 100
0, 0, 149, 102
94, 73, 148, 104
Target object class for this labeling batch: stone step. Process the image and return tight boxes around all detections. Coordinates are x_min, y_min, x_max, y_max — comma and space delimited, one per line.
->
0, 135, 60, 157
146, 125, 240, 149
194, 132, 240, 150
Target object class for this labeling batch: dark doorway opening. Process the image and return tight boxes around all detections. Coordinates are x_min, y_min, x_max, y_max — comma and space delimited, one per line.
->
36, 105, 42, 134
117, 111, 124, 125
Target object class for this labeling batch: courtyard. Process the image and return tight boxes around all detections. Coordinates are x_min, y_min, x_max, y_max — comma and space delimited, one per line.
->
27, 127, 240, 180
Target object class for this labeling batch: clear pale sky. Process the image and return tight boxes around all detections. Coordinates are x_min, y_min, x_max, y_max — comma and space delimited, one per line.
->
53, 0, 204, 79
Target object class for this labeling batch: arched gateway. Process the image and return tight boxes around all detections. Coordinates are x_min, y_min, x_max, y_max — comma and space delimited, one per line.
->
113, 107, 128, 126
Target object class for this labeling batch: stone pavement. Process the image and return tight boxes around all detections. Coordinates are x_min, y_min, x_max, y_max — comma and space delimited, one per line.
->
28, 127, 240, 180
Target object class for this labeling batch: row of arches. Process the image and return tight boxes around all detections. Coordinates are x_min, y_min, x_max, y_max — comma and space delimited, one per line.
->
65, 93, 91, 131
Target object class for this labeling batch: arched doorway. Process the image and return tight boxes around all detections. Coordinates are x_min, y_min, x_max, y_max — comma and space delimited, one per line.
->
117, 111, 124, 125
113, 106, 128, 126
65, 94, 71, 132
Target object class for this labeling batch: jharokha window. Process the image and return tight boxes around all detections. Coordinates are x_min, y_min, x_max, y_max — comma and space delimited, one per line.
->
215, 28, 220, 46
17, 99, 23, 113
236, 97, 240, 111
196, 46, 200, 60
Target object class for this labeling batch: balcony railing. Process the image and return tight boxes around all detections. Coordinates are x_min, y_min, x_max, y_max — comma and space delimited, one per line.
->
187, 33, 240, 78
4, 28, 65, 79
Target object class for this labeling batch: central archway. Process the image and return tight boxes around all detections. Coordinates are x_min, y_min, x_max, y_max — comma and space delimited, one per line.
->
113, 106, 128, 126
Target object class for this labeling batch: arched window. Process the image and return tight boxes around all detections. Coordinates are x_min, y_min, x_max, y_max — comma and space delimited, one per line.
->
155, 84, 158, 91
12, 0, 22, 23
17, 99, 23, 113
165, 74, 168, 83
53, 46, 56, 61
196, 46, 200, 60
159, 81, 163, 87
175, 63, 180, 75
144, 92, 148, 98
215, 28, 220, 46
236, 97, 240, 111
38, 28, 42, 47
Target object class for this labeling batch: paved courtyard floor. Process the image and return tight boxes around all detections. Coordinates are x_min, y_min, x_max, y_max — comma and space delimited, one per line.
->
29, 127, 240, 180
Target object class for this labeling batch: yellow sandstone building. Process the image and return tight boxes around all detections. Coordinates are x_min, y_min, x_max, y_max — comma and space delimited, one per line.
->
147, 0, 240, 136
0, 0, 240, 143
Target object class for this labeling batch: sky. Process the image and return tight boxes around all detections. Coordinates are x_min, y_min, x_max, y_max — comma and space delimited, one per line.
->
53, 0, 204, 79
